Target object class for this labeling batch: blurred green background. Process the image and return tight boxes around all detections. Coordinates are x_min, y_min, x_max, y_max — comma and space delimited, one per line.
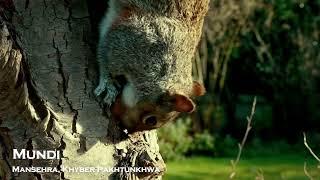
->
158, 0, 320, 179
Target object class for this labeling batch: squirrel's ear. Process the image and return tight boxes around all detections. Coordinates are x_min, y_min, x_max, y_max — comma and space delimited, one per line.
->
193, 81, 206, 97
172, 94, 195, 113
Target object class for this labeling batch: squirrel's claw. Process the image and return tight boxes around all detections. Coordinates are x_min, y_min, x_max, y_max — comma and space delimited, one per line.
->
94, 80, 118, 106
103, 85, 118, 106
94, 80, 108, 96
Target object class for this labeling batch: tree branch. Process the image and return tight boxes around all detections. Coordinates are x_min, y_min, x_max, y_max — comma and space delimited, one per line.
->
304, 162, 314, 180
303, 132, 320, 162
230, 97, 257, 179
303, 132, 320, 180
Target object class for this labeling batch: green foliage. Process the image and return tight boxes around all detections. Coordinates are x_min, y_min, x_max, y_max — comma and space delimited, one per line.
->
214, 135, 305, 158
190, 131, 215, 155
243, 138, 297, 157
158, 118, 216, 161
215, 135, 238, 157
158, 118, 193, 161
235, 96, 273, 131
197, 95, 227, 133
204, 0, 320, 140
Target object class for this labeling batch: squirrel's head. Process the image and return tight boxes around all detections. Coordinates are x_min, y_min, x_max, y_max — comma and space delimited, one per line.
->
111, 81, 205, 133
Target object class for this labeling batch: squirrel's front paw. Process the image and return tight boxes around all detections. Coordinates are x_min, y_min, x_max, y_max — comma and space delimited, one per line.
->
94, 81, 108, 97
103, 85, 118, 106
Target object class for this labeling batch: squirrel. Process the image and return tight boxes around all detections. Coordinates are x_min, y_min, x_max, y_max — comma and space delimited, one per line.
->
94, 0, 209, 133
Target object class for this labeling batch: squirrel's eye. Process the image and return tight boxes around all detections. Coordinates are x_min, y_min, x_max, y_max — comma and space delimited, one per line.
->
143, 115, 157, 126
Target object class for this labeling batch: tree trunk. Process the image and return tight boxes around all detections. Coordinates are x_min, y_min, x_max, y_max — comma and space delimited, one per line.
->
0, 0, 165, 179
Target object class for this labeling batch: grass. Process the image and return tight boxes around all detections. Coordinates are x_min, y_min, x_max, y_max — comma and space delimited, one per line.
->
164, 155, 320, 180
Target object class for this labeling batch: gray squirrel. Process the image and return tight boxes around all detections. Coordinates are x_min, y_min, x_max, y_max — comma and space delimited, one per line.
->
95, 0, 209, 133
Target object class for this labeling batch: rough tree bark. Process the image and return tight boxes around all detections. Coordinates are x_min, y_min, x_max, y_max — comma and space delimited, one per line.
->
0, 0, 165, 179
